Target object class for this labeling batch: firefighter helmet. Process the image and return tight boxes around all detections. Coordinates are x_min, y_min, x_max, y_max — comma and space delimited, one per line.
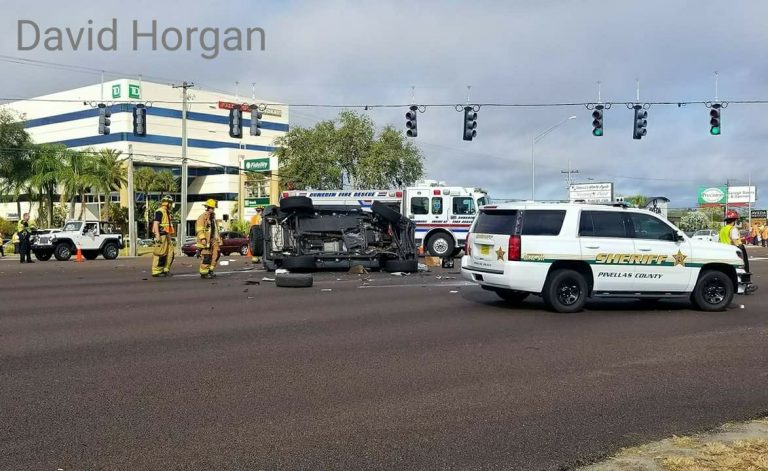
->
204, 199, 218, 209
161, 194, 174, 203
724, 210, 739, 221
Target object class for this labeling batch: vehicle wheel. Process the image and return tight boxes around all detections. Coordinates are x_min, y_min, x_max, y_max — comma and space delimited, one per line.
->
54, 243, 73, 261
542, 269, 588, 313
691, 270, 734, 311
495, 289, 529, 303
186, 252, 195, 257
249, 227, 264, 256
281, 255, 316, 271
427, 233, 454, 257
240, 244, 249, 256
371, 201, 403, 225
34, 250, 53, 261
275, 272, 313, 288
383, 259, 419, 273
280, 196, 314, 213
102, 242, 119, 260
83, 250, 98, 260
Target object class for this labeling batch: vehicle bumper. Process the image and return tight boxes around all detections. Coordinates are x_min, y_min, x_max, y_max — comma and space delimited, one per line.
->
737, 269, 757, 295
461, 256, 548, 293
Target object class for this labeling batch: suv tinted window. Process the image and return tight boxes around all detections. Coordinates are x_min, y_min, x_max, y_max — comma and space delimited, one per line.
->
579, 210, 629, 238
473, 210, 519, 234
629, 213, 677, 241
521, 210, 566, 235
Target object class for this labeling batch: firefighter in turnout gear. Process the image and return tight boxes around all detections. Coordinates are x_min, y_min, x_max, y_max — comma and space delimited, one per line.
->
151, 195, 176, 277
197, 199, 222, 279
248, 207, 263, 264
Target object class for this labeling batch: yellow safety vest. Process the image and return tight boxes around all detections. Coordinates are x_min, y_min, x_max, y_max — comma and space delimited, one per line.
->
719, 224, 739, 245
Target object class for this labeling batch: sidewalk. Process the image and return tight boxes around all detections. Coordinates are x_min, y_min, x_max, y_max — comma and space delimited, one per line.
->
580, 417, 768, 470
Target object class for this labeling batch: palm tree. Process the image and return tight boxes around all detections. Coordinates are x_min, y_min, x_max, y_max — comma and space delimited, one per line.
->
93, 148, 127, 220
0, 153, 33, 220
134, 167, 159, 236
30, 143, 66, 226
154, 170, 179, 195
59, 149, 99, 219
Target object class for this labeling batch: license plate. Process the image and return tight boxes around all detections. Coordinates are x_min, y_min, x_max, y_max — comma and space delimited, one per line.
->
480, 245, 491, 256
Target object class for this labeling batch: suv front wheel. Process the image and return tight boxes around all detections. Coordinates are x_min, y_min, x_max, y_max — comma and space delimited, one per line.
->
691, 270, 734, 311
543, 269, 588, 313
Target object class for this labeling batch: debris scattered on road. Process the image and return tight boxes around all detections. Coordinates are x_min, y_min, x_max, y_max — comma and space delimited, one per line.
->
349, 265, 368, 274
449, 290, 458, 294
244, 280, 261, 285
262, 277, 275, 282
219, 261, 229, 266
740, 304, 745, 309
321, 288, 332, 292
417, 263, 429, 272
275, 268, 289, 274
390, 272, 410, 276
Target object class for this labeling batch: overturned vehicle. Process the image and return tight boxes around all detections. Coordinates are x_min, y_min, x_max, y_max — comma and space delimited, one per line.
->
261, 196, 418, 273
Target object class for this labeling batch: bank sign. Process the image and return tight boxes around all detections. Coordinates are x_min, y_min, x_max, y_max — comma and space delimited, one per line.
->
111, 83, 141, 99
698, 186, 757, 206
244, 158, 270, 172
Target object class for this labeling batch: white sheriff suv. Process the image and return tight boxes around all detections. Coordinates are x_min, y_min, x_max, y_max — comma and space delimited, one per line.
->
461, 202, 755, 313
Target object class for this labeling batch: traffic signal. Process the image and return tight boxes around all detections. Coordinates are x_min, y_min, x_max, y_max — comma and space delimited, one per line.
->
709, 104, 721, 135
250, 108, 263, 136
229, 108, 243, 138
98, 103, 111, 135
632, 105, 647, 140
132, 104, 147, 137
463, 106, 477, 141
592, 105, 604, 137
405, 105, 418, 137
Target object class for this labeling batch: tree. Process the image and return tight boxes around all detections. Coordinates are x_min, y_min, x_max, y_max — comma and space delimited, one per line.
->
678, 210, 716, 232
30, 143, 66, 226
0, 109, 33, 219
624, 195, 648, 208
274, 110, 424, 190
93, 148, 127, 220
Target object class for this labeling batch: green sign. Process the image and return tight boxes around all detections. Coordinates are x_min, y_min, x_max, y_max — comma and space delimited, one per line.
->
245, 197, 270, 207
244, 158, 271, 172
111, 84, 121, 99
128, 84, 141, 99
698, 186, 727, 205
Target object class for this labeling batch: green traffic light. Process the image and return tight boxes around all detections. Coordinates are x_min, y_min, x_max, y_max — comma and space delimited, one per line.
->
592, 128, 603, 137
710, 127, 721, 135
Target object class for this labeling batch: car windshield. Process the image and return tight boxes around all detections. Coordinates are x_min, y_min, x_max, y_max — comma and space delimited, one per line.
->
62, 221, 83, 232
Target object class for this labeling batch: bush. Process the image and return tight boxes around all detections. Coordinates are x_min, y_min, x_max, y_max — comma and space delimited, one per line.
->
678, 211, 715, 232
0, 217, 17, 238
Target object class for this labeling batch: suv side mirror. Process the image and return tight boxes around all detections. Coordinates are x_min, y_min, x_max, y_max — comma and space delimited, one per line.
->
675, 231, 685, 242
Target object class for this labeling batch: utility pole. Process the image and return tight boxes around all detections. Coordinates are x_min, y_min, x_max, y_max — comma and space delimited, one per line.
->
127, 144, 136, 256
172, 81, 194, 253
561, 160, 579, 200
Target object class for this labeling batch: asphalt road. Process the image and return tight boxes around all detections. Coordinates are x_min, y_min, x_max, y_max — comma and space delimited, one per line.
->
1, 250, 767, 470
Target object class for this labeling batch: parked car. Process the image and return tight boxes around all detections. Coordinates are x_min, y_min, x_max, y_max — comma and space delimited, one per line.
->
181, 231, 249, 257
691, 229, 718, 242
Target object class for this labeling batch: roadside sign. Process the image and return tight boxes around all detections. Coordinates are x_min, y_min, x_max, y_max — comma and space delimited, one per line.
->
244, 158, 271, 172
569, 182, 613, 204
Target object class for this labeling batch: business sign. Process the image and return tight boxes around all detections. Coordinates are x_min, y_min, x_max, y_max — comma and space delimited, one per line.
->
111, 84, 121, 99
698, 186, 756, 206
218, 101, 283, 117
569, 182, 614, 204
245, 197, 270, 208
244, 158, 271, 172
644, 197, 670, 219
751, 209, 767, 219
128, 83, 141, 99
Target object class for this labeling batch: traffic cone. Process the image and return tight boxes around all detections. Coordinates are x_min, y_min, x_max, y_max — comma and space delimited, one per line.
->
75, 245, 84, 262
418, 245, 425, 256
246, 243, 252, 258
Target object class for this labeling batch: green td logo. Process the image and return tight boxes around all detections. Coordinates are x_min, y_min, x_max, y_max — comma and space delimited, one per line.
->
128, 84, 141, 99
111, 84, 121, 99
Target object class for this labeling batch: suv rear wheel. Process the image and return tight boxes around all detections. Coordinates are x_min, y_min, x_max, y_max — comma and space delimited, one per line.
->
543, 269, 588, 313
54, 243, 73, 261
691, 270, 734, 311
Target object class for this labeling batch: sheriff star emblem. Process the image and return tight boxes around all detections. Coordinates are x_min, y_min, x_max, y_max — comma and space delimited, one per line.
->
496, 247, 506, 260
672, 250, 687, 267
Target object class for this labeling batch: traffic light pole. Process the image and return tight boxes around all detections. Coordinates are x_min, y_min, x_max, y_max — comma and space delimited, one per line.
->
172, 81, 194, 253
127, 144, 136, 257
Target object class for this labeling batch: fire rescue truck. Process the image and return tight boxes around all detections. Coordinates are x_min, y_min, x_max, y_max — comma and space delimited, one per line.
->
282, 180, 489, 257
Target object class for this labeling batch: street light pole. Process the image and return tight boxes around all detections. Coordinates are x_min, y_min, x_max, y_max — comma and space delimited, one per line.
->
531, 116, 576, 201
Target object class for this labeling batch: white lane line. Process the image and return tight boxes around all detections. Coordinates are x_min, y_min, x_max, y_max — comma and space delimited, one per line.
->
358, 282, 474, 289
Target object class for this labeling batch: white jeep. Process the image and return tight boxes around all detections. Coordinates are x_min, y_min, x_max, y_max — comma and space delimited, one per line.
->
33, 220, 124, 261
461, 202, 755, 312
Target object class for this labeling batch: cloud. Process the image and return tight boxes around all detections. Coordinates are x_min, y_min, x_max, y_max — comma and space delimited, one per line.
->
1, 0, 767, 207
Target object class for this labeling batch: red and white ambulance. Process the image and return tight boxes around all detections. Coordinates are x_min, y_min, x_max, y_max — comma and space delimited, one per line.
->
282, 180, 489, 257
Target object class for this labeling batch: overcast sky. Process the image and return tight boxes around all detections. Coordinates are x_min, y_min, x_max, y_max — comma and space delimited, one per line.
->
2, 0, 767, 207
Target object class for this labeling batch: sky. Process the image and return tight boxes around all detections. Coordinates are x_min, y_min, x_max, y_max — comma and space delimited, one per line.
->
1, 0, 767, 208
